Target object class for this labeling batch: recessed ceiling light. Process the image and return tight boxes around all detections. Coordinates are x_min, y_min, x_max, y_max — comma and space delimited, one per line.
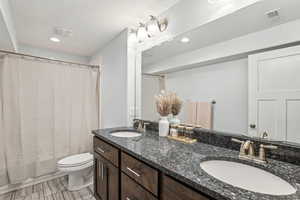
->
180, 37, 190, 43
50, 37, 60, 43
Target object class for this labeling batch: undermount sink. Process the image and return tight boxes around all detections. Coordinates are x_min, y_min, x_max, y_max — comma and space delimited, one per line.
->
110, 131, 141, 138
200, 160, 296, 196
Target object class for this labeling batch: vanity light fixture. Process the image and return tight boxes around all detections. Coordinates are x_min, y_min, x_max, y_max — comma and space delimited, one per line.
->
147, 15, 168, 37
147, 16, 160, 37
50, 37, 60, 43
137, 23, 148, 42
132, 15, 168, 43
180, 37, 190, 43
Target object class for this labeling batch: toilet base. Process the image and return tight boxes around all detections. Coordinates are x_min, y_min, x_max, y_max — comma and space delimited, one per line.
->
67, 167, 93, 191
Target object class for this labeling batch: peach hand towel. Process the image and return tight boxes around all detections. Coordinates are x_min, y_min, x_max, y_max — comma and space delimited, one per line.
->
185, 101, 197, 125
196, 102, 212, 129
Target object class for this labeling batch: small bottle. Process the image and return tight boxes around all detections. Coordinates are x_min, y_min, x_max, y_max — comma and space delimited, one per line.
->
170, 125, 178, 137
185, 127, 194, 138
177, 125, 185, 137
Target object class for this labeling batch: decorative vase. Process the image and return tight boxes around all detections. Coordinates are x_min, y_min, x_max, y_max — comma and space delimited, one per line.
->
169, 115, 180, 125
159, 116, 169, 137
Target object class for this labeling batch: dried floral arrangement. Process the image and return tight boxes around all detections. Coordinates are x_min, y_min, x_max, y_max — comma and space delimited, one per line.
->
170, 92, 182, 116
155, 91, 172, 116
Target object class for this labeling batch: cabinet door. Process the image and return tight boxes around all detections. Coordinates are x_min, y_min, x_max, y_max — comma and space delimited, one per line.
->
161, 175, 211, 200
106, 159, 119, 200
94, 152, 119, 200
95, 154, 108, 200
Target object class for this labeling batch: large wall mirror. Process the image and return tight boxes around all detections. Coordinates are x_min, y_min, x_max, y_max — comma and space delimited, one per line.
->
137, 0, 300, 144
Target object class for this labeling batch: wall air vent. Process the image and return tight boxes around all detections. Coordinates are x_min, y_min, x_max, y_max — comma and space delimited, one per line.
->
54, 27, 73, 37
266, 9, 280, 18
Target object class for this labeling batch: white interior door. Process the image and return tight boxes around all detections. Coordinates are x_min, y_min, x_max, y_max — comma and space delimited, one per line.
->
249, 45, 300, 143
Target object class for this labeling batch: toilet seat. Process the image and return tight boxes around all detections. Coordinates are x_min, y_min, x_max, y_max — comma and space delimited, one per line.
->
58, 153, 93, 168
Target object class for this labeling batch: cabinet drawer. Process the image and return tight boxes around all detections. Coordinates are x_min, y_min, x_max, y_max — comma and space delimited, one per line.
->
121, 152, 158, 196
161, 175, 210, 200
94, 137, 119, 167
121, 173, 157, 200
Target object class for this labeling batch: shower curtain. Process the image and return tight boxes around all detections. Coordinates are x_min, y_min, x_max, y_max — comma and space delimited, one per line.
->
0, 55, 100, 186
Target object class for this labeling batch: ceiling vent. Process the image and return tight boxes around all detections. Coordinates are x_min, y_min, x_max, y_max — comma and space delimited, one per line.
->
54, 27, 73, 37
266, 9, 280, 19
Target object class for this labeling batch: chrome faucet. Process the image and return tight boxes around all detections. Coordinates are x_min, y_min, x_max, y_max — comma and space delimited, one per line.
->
134, 119, 150, 133
231, 138, 254, 159
232, 138, 278, 164
256, 144, 278, 163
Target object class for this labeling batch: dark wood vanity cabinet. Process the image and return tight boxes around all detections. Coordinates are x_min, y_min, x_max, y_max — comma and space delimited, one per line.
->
161, 175, 210, 200
93, 136, 213, 200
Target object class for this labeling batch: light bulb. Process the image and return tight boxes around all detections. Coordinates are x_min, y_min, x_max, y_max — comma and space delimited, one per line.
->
137, 24, 148, 42
147, 16, 160, 37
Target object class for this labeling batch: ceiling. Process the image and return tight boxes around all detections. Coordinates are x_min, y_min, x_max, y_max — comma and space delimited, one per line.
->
0, 14, 12, 50
9, 0, 180, 57
143, 0, 300, 67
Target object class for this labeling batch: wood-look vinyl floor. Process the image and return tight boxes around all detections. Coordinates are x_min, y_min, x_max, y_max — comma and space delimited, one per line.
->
0, 176, 95, 200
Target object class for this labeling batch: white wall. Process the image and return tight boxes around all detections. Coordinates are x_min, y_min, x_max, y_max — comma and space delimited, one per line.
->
164, 58, 248, 134
90, 30, 129, 128
19, 44, 89, 64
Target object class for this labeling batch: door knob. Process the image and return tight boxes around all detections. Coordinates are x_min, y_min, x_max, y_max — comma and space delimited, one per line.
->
249, 124, 256, 129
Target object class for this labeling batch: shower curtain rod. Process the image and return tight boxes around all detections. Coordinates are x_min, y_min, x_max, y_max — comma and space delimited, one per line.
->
0, 49, 99, 68
142, 73, 165, 78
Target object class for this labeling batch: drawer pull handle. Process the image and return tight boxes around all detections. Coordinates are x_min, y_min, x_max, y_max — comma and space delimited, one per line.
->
101, 163, 104, 180
96, 147, 105, 154
98, 161, 103, 180
126, 167, 140, 177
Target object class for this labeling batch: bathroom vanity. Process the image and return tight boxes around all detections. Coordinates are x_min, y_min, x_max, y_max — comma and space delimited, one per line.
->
93, 132, 209, 200
92, 127, 300, 200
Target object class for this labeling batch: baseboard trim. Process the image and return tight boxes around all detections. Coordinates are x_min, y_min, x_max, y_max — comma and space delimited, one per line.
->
0, 171, 67, 195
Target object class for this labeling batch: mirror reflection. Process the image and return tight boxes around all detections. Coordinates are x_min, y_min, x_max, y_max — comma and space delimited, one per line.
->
140, 0, 300, 144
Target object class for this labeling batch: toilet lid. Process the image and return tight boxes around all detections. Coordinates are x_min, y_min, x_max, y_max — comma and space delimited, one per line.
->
58, 153, 93, 167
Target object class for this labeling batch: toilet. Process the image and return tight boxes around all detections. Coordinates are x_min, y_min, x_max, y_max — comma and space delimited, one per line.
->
57, 153, 94, 191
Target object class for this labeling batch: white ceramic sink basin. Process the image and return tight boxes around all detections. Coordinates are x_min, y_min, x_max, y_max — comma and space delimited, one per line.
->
110, 131, 141, 138
200, 160, 296, 196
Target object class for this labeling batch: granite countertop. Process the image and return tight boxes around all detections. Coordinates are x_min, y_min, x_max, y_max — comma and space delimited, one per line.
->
92, 127, 300, 200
